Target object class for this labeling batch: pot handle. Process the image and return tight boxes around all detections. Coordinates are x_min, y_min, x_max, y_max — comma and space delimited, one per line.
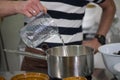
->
4, 49, 47, 60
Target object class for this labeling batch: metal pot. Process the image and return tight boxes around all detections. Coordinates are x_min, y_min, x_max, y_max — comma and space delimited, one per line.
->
46, 45, 94, 78
4, 45, 94, 79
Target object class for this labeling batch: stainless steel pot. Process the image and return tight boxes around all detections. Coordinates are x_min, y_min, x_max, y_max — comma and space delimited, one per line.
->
46, 45, 94, 78
4, 45, 94, 79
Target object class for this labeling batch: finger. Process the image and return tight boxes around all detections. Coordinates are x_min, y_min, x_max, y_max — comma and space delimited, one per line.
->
24, 0, 37, 16
37, 2, 47, 13
24, 11, 33, 17
28, 8, 37, 16
29, 0, 43, 13
32, 6, 40, 14
32, 10, 37, 15
43, 6, 47, 14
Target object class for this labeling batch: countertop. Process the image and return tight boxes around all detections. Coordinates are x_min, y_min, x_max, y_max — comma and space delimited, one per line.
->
0, 68, 116, 80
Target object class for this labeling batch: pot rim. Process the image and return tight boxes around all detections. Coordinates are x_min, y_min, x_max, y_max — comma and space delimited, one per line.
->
46, 45, 94, 56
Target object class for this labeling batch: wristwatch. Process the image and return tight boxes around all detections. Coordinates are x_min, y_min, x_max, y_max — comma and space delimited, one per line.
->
95, 34, 106, 45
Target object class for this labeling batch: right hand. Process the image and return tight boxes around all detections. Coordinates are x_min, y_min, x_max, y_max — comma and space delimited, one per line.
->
15, 0, 47, 17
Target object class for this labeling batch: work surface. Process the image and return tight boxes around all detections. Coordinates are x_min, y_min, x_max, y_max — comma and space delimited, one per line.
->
0, 68, 115, 80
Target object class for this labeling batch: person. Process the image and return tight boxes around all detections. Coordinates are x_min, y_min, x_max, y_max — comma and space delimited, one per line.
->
21, 0, 116, 73
0, 0, 46, 18
20, 0, 116, 73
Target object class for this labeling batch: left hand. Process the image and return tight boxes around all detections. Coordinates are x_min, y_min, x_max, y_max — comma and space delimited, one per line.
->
82, 38, 101, 54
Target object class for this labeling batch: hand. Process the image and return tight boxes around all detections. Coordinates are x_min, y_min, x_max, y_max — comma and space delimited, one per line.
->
15, 0, 47, 17
82, 38, 101, 54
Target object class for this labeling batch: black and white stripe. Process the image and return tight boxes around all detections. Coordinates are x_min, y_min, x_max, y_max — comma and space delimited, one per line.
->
24, 0, 105, 48
40, 0, 88, 48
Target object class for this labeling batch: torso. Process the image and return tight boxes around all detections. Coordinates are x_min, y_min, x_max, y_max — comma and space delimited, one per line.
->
24, 0, 104, 48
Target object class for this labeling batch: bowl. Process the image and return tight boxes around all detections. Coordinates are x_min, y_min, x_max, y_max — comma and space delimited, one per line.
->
0, 76, 5, 80
63, 76, 87, 80
113, 62, 120, 80
98, 43, 120, 76
11, 72, 49, 80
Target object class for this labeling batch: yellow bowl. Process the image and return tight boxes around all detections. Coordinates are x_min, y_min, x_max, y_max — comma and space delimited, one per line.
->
11, 72, 49, 80
63, 76, 87, 80
0, 76, 5, 80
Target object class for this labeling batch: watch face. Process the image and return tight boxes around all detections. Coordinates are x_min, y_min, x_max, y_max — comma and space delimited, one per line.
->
95, 34, 106, 45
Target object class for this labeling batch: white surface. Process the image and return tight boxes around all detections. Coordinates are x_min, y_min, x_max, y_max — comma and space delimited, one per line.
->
114, 0, 120, 18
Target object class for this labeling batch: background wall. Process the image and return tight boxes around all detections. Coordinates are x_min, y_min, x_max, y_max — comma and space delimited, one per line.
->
115, 0, 120, 17
0, 14, 24, 71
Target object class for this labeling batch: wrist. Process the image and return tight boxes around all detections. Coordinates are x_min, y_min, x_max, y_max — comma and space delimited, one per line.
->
94, 34, 106, 45
13, 1, 24, 14
13, 1, 20, 14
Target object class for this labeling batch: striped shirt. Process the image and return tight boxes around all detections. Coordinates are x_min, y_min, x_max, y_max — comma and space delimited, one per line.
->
24, 0, 105, 49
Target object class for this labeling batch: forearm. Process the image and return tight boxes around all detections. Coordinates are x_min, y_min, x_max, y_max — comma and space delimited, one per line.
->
0, 1, 18, 17
97, 0, 116, 36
